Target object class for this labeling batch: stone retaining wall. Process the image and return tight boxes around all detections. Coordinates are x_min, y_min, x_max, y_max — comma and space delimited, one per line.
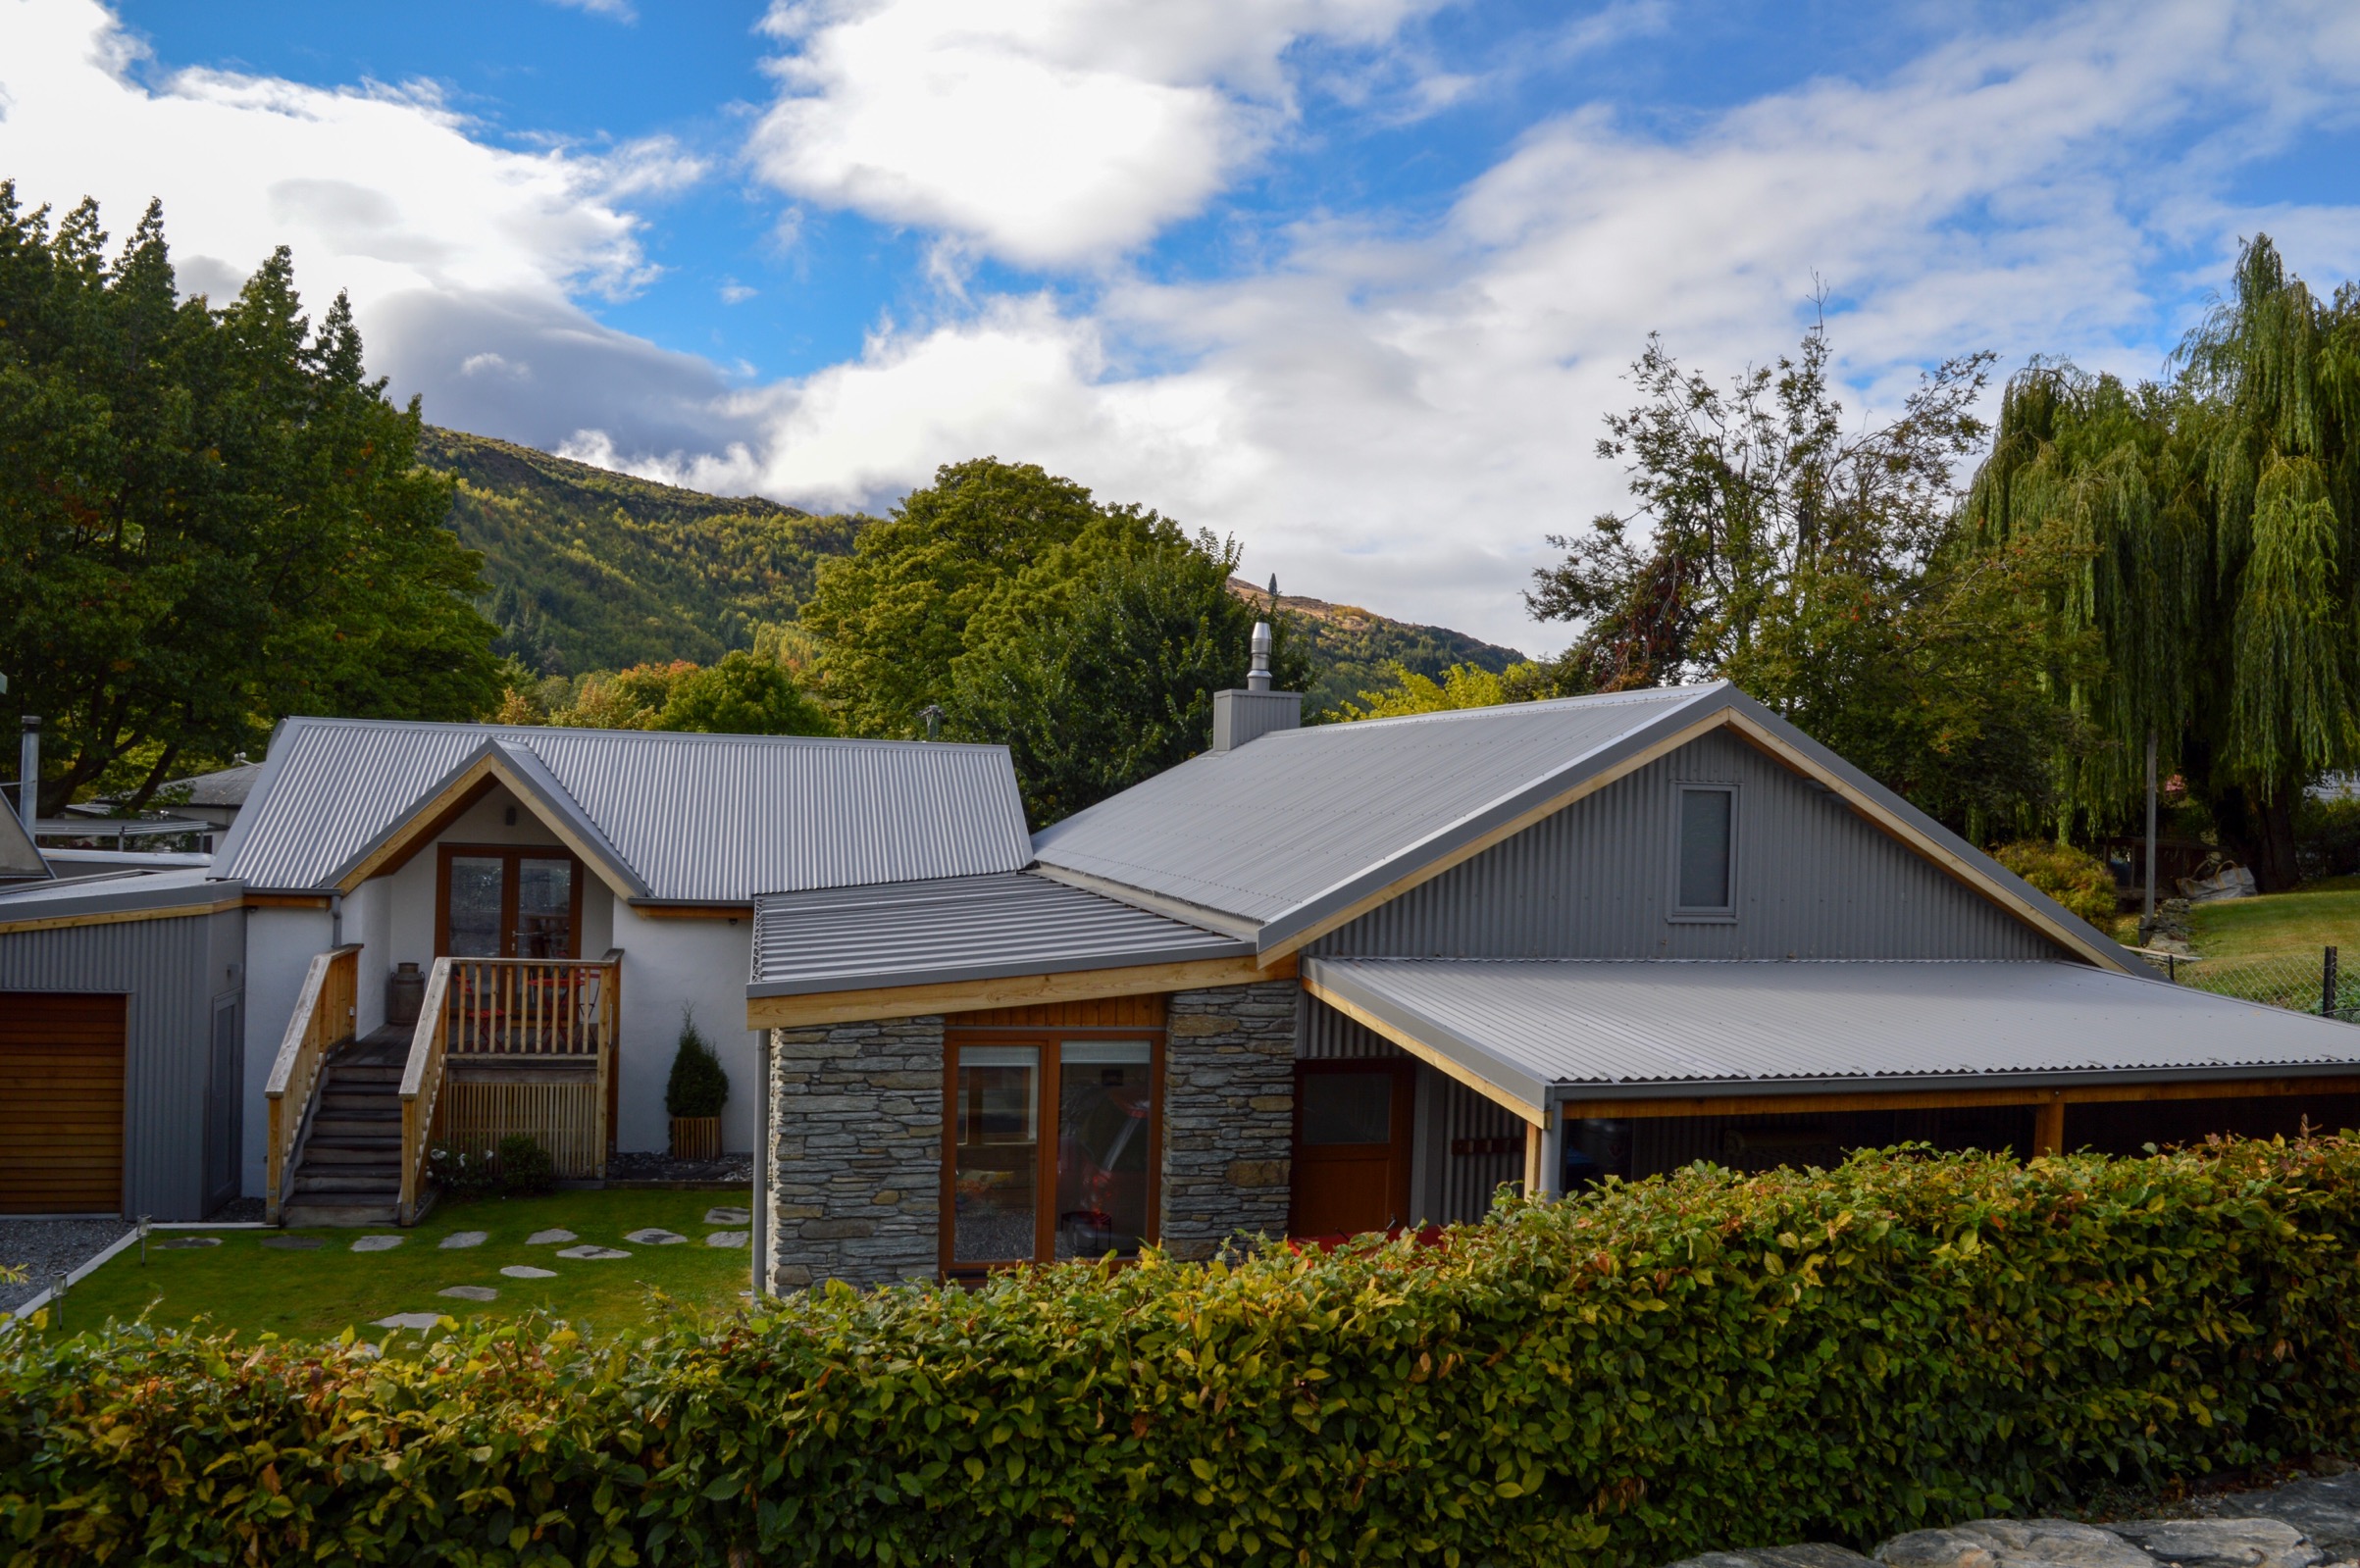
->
1672, 1470, 2360, 1568
764, 1016, 943, 1290
1160, 980, 1299, 1260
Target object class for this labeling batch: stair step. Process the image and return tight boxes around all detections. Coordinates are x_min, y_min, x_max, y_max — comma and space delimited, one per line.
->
330, 1067, 405, 1086
281, 1202, 400, 1228
320, 1092, 399, 1114
301, 1143, 399, 1166
313, 1114, 399, 1136
293, 1171, 401, 1196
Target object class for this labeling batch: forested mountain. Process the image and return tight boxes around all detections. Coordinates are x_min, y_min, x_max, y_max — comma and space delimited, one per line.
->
418, 427, 863, 676
419, 427, 1526, 710
1227, 579, 1527, 714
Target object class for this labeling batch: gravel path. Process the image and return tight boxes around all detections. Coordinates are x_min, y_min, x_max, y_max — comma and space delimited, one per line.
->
0, 1219, 133, 1314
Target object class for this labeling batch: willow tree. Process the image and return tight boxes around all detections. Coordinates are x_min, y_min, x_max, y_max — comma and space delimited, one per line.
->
1963, 237, 2360, 886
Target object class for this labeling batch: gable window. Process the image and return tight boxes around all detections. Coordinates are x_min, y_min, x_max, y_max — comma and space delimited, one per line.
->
1671, 784, 1737, 919
943, 1029, 1162, 1274
436, 845, 583, 958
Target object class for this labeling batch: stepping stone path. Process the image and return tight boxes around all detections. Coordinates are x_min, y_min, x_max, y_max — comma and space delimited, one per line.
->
438, 1231, 487, 1249
501, 1265, 557, 1280
350, 1236, 404, 1252
262, 1237, 324, 1250
704, 1207, 750, 1227
625, 1228, 687, 1245
526, 1229, 576, 1245
706, 1231, 748, 1248
438, 1286, 499, 1302
373, 1312, 443, 1331
556, 1244, 630, 1260
153, 1238, 220, 1249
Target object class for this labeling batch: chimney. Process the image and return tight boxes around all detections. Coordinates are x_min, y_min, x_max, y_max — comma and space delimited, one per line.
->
1212, 619, 1300, 751
18, 716, 36, 835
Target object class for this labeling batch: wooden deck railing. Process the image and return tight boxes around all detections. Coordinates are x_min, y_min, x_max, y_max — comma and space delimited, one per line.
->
397, 957, 456, 1225
403, 951, 623, 1207
263, 943, 361, 1224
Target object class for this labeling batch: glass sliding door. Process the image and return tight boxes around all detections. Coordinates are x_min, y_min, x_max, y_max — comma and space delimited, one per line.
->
515, 856, 575, 957
436, 845, 582, 959
950, 1044, 1041, 1264
445, 856, 505, 957
944, 1031, 1163, 1274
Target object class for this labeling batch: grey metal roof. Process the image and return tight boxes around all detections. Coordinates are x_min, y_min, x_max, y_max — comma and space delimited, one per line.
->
749, 871, 1251, 996
213, 718, 1032, 900
1033, 682, 2140, 970
0, 804, 46, 881
1303, 957, 2360, 1117
161, 760, 264, 808
0, 864, 239, 926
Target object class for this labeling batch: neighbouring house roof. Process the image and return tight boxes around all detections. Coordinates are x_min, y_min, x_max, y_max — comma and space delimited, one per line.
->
1032, 682, 2140, 970
0, 863, 241, 928
71, 760, 264, 816
213, 718, 1033, 901
1302, 957, 2360, 1120
749, 871, 1252, 997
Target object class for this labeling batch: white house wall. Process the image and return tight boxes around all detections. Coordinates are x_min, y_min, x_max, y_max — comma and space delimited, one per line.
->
611, 904, 757, 1153
239, 903, 333, 1198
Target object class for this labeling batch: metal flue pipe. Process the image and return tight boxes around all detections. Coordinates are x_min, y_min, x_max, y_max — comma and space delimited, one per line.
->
1247, 623, 1273, 692
18, 716, 36, 835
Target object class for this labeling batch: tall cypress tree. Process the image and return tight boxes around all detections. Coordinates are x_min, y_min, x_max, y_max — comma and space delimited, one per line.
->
1963, 237, 2360, 886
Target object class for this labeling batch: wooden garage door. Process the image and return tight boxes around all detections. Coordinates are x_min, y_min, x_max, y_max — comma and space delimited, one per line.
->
0, 992, 125, 1214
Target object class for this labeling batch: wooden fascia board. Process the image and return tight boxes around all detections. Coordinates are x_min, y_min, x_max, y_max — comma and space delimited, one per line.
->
1560, 1074, 2360, 1121
0, 894, 244, 936
1298, 970, 1546, 1129
1716, 710, 2130, 973
629, 902, 753, 921
243, 893, 332, 910
746, 952, 1298, 1031
1259, 708, 1736, 963
332, 753, 642, 904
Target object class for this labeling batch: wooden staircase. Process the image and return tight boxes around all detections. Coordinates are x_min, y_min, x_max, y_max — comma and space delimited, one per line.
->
281, 1033, 410, 1227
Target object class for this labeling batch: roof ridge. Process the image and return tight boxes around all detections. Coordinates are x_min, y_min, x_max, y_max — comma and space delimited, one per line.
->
275, 715, 1007, 752
1324, 679, 1725, 733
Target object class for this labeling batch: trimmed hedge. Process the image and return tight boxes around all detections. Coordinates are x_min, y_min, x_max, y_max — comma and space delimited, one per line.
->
6, 1138, 2360, 1566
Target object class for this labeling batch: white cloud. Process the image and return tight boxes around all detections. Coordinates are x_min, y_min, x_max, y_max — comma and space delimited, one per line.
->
544, 0, 636, 21
748, 0, 1434, 266
584, 0, 2360, 650
0, 0, 724, 447
720, 279, 757, 304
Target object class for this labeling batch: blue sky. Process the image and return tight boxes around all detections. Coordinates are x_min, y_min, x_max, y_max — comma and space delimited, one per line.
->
5, 1, 2359, 648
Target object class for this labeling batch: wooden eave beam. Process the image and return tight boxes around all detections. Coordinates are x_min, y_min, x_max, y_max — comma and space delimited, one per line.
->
746, 952, 1298, 1031
1298, 970, 1547, 1129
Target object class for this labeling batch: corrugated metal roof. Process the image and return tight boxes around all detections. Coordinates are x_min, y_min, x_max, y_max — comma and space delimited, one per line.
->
1035, 685, 1715, 933
0, 864, 238, 925
214, 718, 1033, 899
0, 804, 45, 880
1304, 957, 2360, 1116
749, 871, 1251, 996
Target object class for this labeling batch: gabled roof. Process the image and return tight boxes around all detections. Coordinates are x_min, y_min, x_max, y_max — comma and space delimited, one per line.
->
213, 718, 1033, 901
1302, 957, 2360, 1122
749, 871, 1252, 997
1033, 682, 2141, 971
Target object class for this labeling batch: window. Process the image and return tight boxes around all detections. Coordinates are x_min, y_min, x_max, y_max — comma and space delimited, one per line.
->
944, 1032, 1161, 1272
436, 845, 582, 958
1671, 784, 1737, 918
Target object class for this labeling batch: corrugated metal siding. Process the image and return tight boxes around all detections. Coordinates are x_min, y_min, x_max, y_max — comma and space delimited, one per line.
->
1305, 956, 2360, 1094
1312, 729, 2064, 960
219, 719, 1032, 899
1298, 996, 1401, 1058
1034, 686, 1712, 924
749, 872, 1249, 993
1296, 1000, 1521, 1223
0, 907, 243, 1220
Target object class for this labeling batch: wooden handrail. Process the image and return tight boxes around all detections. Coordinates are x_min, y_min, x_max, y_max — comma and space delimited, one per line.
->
263, 943, 361, 1225
398, 957, 456, 1225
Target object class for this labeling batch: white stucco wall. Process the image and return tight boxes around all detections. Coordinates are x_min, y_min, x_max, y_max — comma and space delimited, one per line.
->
239, 903, 333, 1197
610, 904, 758, 1153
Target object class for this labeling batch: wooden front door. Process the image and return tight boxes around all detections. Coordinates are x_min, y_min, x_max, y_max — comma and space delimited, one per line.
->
0, 992, 126, 1215
1289, 1059, 1414, 1239
436, 845, 583, 959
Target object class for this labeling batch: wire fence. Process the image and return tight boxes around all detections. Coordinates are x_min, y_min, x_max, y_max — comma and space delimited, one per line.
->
2156, 944, 2360, 1022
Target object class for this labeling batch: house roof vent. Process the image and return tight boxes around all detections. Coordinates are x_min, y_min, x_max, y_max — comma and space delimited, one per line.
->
1247, 622, 1273, 692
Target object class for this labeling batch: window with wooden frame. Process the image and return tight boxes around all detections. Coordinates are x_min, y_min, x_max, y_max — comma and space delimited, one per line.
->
942, 1003, 1164, 1275
1668, 783, 1739, 922
436, 844, 585, 959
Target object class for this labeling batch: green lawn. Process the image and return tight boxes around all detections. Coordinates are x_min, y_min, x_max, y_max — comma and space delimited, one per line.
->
54, 1189, 754, 1343
2188, 877, 2360, 960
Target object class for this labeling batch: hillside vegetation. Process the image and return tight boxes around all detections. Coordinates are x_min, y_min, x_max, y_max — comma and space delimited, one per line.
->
1226, 579, 1527, 714
418, 427, 862, 676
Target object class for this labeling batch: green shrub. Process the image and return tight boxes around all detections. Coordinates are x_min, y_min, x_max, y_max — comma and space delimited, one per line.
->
1992, 838, 2121, 924
425, 1142, 500, 1200
664, 1009, 729, 1119
8, 1139, 2360, 1566
493, 1134, 557, 1197
2296, 793, 2360, 880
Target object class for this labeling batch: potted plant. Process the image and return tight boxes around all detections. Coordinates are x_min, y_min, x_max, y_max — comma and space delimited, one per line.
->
666, 1010, 729, 1161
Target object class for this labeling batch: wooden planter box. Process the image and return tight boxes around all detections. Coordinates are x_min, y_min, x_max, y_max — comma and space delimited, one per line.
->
669, 1115, 722, 1162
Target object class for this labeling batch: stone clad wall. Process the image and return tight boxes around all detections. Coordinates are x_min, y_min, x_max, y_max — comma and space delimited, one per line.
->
1160, 980, 1300, 1259
765, 1016, 943, 1290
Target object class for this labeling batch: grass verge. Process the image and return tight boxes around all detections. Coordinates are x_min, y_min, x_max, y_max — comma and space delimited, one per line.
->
2189, 878, 2360, 960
